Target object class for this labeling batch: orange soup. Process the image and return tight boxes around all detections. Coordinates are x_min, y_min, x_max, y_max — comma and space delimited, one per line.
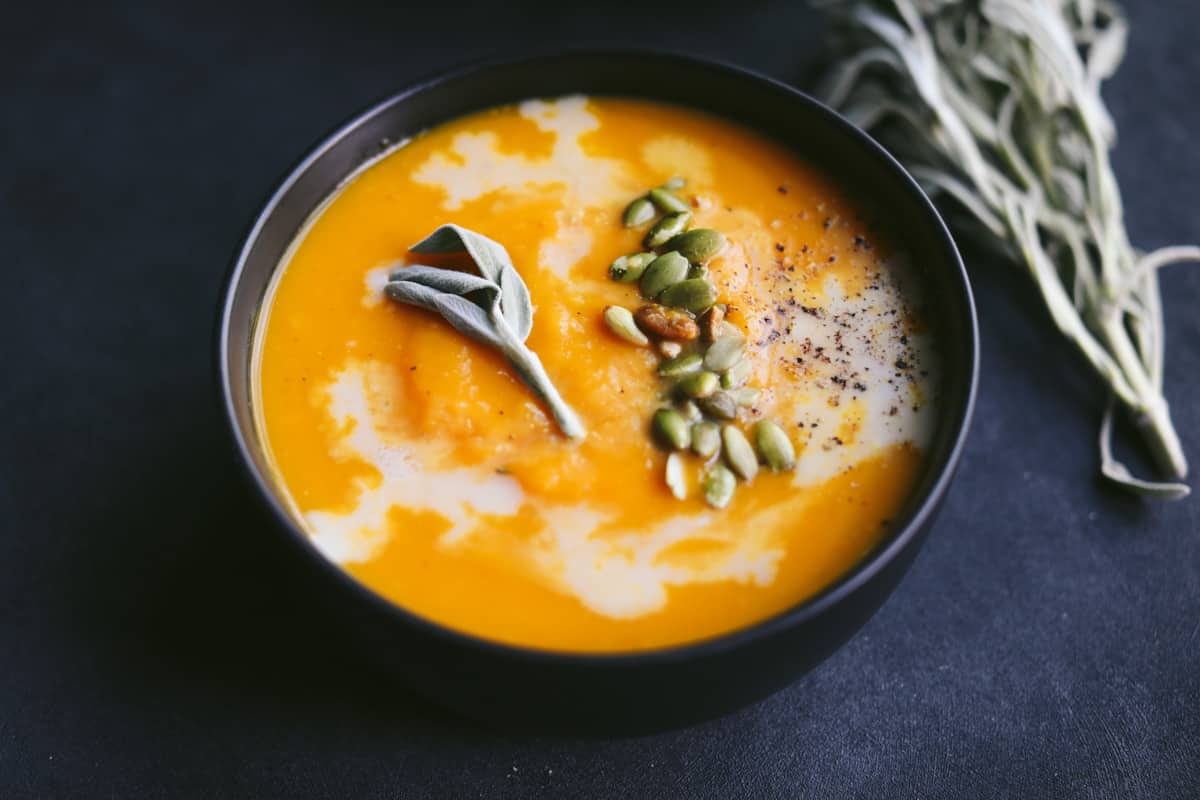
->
254, 96, 938, 652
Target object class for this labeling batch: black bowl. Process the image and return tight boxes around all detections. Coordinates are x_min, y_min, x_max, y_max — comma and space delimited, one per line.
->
218, 51, 977, 734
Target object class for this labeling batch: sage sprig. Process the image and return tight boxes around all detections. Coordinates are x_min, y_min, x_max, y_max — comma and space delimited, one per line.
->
817, 0, 1198, 499
384, 224, 585, 440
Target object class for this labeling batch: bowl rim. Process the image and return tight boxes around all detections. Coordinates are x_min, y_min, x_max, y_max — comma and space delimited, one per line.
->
217, 48, 979, 667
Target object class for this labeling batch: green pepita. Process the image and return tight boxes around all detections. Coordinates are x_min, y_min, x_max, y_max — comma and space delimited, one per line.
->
722, 425, 759, 481
609, 255, 634, 282
665, 452, 687, 499
659, 278, 718, 313
697, 390, 738, 420
717, 321, 741, 338
754, 420, 797, 472
704, 335, 745, 371
721, 358, 753, 388
652, 408, 691, 451
609, 251, 655, 282
666, 229, 727, 264
699, 305, 725, 342
643, 211, 692, 249
648, 187, 690, 214
730, 387, 761, 407
677, 370, 719, 399
658, 352, 703, 377
678, 400, 703, 423
602, 306, 649, 346
703, 464, 736, 509
622, 196, 656, 227
639, 251, 689, 298
691, 422, 721, 460
686, 263, 708, 280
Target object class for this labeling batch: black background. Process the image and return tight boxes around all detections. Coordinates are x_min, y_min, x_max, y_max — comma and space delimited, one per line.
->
3, 2, 1198, 797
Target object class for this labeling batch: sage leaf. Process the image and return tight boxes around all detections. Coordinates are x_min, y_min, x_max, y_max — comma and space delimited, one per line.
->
388, 264, 500, 304
383, 281, 497, 345
1099, 400, 1189, 500
385, 225, 585, 440
410, 224, 533, 341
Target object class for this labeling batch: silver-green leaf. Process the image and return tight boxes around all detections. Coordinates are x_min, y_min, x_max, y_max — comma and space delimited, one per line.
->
383, 281, 497, 345
388, 263, 500, 307
409, 224, 533, 341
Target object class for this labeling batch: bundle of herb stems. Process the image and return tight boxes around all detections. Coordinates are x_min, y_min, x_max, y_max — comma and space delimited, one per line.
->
816, 0, 1198, 499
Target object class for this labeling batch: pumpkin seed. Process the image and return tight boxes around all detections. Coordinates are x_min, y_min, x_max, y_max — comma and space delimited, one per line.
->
603, 306, 648, 346
658, 353, 703, 377
665, 452, 687, 499
704, 335, 745, 371
678, 400, 703, 423
698, 305, 725, 342
652, 408, 691, 451
686, 263, 708, 280
677, 370, 719, 399
643, 211, 691, 249
657, 339, 683, 358
697, 390, 737, 420
639, 251, 689, 298
691, 422, 721, 460
730, 387, 761, 407
666, 229, 727, 263
609, 255, 635, 282
635, 303, 700, 341
648, 187, 690, 214
609, 251, 654, 282
623, 196, 656, 227
721, 357, 753, 388
703, 464, 736, 509
722, 425, 759, 481
754, 420, 797, 472
659, 278, 718, 313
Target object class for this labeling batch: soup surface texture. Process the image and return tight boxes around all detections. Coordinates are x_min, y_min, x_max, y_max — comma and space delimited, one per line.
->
255, 96, 937, 652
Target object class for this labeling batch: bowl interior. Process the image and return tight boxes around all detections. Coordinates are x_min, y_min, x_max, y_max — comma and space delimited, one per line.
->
219, 51, 977, 661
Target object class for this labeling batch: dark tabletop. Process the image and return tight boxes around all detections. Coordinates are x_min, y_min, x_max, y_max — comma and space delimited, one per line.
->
3, 1, 1198, 798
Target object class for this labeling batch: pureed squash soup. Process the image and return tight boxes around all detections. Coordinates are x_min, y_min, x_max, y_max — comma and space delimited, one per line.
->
254, 95, 938, 653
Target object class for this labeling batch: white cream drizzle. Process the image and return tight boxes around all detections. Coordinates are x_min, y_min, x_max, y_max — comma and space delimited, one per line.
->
361, 263, 393, 308
777, 274, 938, 487
408, 95, 632, 281
314, 359, 787, 619
306, 363, 524, 563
